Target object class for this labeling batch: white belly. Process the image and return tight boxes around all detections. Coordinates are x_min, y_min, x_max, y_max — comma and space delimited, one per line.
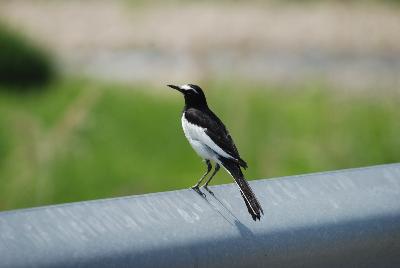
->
181, 114, 219, 161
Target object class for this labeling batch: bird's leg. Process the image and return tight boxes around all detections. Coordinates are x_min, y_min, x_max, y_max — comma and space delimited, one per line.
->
202, 163, 220, 195
192, 160, 212, 196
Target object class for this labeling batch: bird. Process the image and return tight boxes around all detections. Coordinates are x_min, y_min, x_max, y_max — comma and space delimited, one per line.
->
168, 84, 263, 221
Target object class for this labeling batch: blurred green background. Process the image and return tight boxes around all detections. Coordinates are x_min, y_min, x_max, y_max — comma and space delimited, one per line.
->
0, 0, 399, 210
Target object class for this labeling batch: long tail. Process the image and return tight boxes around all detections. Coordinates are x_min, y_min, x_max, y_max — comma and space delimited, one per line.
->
219, 157, 264, 221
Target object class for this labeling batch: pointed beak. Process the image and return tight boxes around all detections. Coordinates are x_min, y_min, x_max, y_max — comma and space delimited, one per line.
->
167, 84, 184, 93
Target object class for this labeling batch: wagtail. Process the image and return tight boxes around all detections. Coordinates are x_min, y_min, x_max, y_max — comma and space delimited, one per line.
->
168, 84, 263, 221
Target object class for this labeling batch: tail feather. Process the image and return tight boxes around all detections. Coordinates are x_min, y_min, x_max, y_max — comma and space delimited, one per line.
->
219, 158, 263, 221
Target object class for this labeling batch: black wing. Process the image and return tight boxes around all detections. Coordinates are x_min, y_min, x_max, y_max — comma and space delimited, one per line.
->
184, 108, 247, 168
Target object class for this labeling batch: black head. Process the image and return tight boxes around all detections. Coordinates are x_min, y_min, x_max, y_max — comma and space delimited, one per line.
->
167, 84, 208, 108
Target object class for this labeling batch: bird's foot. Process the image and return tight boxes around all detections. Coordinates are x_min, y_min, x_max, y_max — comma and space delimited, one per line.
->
203, 186, 214, 196
191, 185, 206, 197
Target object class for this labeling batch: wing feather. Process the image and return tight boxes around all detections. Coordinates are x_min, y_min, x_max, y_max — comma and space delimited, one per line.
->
184, 108, 247, 168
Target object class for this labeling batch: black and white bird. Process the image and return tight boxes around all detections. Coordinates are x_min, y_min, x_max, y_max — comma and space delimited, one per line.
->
168, 84, 263, 221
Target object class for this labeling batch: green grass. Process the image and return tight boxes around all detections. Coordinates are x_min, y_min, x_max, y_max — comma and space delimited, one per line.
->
0, 79, 399, 210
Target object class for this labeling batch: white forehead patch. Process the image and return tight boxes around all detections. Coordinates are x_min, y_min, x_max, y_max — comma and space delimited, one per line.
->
180, 84, 198, 93
180, 84, 192, 90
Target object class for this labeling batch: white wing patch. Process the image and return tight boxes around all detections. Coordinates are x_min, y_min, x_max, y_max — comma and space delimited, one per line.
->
181, 114, 235, 161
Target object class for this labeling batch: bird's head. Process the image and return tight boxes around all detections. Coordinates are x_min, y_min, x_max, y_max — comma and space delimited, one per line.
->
168, 84, 207, 108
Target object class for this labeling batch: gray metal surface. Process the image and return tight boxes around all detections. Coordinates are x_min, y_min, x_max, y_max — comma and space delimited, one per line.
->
1, 164, 400, 268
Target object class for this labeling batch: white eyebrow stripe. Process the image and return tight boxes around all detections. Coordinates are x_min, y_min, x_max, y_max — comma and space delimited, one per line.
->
180, 84, 192, 90
181, 84, 198, 93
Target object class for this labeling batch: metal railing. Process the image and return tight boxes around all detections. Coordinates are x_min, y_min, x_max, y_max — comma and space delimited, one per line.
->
1, 164, 400, 267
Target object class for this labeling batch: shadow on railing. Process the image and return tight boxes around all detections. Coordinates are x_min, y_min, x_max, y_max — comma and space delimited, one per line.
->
1, 164, 400, 268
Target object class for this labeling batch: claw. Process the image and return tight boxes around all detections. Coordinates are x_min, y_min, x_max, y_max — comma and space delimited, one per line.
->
203, 186, 214, 196
192, 186, 206, 197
